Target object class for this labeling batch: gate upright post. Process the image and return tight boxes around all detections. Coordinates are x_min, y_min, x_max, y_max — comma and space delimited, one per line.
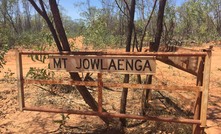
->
98, 73, 103, 113
192, 48, 212, 134
200, 49, 212, 129
16, 50, 25, 111
193, 57, 204, 134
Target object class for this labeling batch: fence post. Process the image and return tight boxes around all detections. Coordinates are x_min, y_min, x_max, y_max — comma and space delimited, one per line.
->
98, 73, 103, 113
200, 49, 212, 128
192, 48, 212, 134
16, 50, 25, 111
192, 57, 204, 134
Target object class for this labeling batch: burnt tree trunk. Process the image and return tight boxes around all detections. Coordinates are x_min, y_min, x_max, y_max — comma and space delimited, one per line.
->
154, 0, 167, 51
49, 0, 70, 51
28, 0, 110, 124
120, 0, 136, 127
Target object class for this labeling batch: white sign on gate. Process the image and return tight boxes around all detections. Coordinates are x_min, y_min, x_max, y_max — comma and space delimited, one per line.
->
49, 55, 156, 74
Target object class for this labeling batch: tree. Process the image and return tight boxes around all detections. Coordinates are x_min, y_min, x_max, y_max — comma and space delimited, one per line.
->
113, 0, 167, 126
28, 0, 111, 124
0, 0, 19, 34
80, 0, 121, 48
154, 0, 167, 51
22, 0, 32, 31
119, 0, 136, 127
162, 0, 176, 45
175, 0, 218, 43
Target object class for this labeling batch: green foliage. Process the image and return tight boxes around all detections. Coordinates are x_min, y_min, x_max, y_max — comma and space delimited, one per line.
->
63, 16, 86, 38
16, 31, 54, 49
28, 54, 48, 63
0, 46, 8, 69
0, 30, 9, 68
26, 67, 54, 80
3, 68, 15, 83
175, 0, 218, 43
83, 16, 121, 49
53, 114, 70, 130
0, 21, 12, 68
53, 114, 70, 124
162, 1, 176, 44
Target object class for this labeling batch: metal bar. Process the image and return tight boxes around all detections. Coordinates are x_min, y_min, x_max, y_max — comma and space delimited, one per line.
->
18, 50, 208, 127
102, 113, 201, 125
24, 79, 98, 87
97, 73, 103, 113
157, 58, 198, 76
193, 58, 204, 133
16, 50, 25, 110
24, 79, 202, 92
23, 107, 201, 125
23, 107, 97, 115
103, 83, 201, 92
19, 51, 207, 57
19, 51, 69, 55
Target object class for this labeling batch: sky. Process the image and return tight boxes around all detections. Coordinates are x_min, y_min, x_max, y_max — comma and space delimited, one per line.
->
59, 0, 101, 20
59, 0, 185, 21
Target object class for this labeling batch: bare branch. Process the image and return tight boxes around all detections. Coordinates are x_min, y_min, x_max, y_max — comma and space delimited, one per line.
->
0, 7, 18, 33
28, 0, 63, 51
139, 0, 158, 51
28, 0, 44, 16
123, 0, 131, 19
114, 0, 130, 19
39, 0, 47, 16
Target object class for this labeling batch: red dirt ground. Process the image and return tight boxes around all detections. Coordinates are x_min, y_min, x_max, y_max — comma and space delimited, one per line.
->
0, 41, 221, 133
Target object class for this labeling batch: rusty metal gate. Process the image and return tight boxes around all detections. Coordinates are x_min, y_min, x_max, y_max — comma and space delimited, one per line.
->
16, 48, 212, 132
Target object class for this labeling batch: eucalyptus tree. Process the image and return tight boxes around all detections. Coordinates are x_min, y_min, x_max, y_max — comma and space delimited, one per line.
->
175, 0, 218, 43
28, 0, 111, 124
22, 0, 32, 31
208, 0, 221, 37
0, 0, 18, 68
0, 0, 19, 34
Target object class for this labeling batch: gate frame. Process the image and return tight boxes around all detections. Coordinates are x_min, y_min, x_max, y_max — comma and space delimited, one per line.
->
16, 49, 212, 133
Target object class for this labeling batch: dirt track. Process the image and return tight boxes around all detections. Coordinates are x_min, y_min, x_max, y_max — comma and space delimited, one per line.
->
0, 45, 221, 133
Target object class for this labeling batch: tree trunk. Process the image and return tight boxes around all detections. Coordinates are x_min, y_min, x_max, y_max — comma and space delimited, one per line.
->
120, 0, 136, 127
141, 0, 167, 115
154, 0, 167, 52
28, 0, 63, 52
69, 73, 110, 124
49, 0, 70, 51
29, 0, 111, 124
